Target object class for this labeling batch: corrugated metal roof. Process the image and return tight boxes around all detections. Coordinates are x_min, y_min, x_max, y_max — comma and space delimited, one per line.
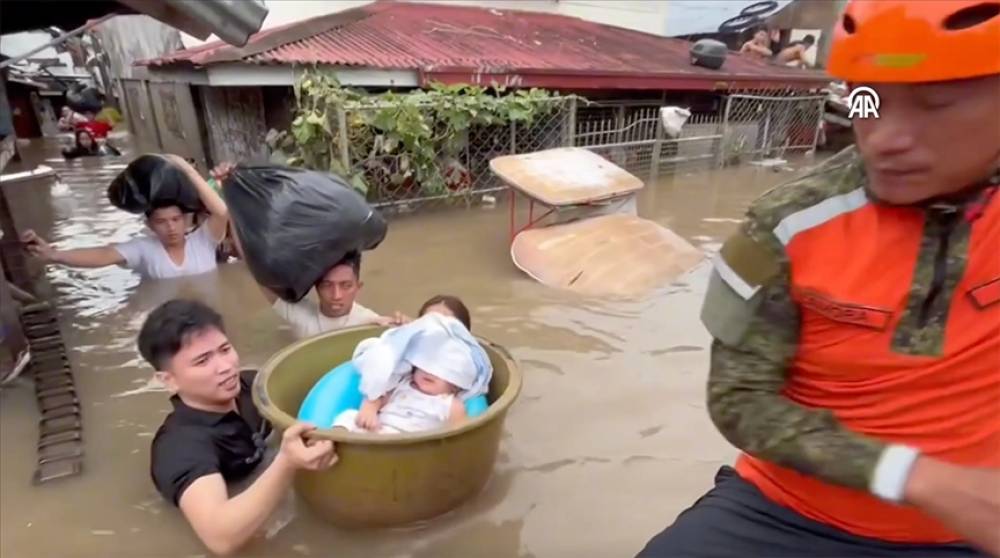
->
140, 1, 828, 91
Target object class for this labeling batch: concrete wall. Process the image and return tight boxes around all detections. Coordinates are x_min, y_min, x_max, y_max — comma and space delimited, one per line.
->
555, 0, 670, 36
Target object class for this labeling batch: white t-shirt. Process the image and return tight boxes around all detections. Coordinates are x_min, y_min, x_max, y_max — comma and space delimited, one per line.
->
272, 298, 380, 339
113, 225, 220, 279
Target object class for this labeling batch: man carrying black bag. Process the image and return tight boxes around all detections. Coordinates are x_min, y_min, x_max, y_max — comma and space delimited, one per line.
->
21, 155, 229, 280
214, 163, 392, 340
256, 250, 382, 340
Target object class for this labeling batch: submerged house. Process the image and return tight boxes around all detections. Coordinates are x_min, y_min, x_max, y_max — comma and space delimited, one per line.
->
130, 0, 829, 202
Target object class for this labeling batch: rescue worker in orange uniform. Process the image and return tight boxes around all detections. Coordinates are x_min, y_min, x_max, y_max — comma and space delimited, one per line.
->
638, 1, 1000, 556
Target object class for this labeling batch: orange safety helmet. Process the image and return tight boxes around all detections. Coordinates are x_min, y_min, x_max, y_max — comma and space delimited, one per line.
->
827, 0, 1000, 83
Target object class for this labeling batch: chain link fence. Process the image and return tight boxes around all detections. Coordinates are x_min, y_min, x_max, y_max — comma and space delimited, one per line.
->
333, 90, 824, 209
336, 97, 573, 210
573, 101, 725, 181
717, 91, 827, 166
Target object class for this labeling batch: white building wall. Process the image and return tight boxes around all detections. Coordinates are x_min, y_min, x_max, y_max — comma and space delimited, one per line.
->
554, 0, 670, 36
181, 0, 670, 47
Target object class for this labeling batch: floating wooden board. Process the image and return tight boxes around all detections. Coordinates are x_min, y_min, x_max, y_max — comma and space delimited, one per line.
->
1, 165, 56, 184
490, 147, 644, 207
511, 214, 705, 297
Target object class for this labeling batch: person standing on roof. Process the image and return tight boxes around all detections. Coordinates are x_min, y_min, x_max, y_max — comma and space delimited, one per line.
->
774, 34, 816, 68
739, 27, 774, 60
637, 1, 1000, 557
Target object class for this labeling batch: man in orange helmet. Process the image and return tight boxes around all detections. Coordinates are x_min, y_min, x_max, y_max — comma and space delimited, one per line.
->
637, 1, 999, 556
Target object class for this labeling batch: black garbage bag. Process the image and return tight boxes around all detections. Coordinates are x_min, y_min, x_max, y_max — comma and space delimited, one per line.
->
107, 154, 204, 214
66, 85, 104, 114
222, 165, 388, 303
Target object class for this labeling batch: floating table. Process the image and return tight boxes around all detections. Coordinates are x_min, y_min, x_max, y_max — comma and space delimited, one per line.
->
490, 147, 704, 297
489, 147, 644, 244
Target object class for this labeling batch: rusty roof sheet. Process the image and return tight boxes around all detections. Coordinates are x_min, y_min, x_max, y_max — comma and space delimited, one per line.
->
140, 1, 829, 91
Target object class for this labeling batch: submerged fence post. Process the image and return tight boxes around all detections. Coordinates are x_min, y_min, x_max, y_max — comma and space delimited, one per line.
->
810, 96, 826, 154
564, 96, 577, 147
762, 104, 772, 159
649, 117, 665, 184
336, 105, 350, 172
716, 95, 734, 168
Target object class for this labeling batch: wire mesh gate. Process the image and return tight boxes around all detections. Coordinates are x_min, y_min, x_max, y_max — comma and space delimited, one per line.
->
718, 92, 827, 166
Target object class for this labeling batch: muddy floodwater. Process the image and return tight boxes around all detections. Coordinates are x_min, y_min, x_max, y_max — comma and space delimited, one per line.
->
1, 136, 813, 557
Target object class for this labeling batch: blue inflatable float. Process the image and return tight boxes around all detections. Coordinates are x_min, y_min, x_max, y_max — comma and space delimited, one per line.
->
298, 361, 489, 428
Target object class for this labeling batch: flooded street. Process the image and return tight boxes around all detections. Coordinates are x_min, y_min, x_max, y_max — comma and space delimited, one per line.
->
1, 136, 806, 557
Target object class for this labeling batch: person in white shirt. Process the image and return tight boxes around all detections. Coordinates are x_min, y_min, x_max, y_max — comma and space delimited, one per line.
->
260, 251, 384, 340
21, 155, 228, 280
208, 161, 394, 340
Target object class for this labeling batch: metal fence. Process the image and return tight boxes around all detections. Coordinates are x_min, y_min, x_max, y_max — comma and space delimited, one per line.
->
338, 97, 573, 209
333, 91, 824, 208
573, 100, 726, 182
718, 91, 827, 166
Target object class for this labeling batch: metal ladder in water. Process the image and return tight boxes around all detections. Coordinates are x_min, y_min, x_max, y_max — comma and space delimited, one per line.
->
19, 301, 84, 484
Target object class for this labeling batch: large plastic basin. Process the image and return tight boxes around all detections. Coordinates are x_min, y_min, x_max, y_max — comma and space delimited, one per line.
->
252, 325, 522, 528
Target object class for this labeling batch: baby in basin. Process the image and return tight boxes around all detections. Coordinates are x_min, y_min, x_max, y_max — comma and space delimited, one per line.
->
333, 298, 491, 434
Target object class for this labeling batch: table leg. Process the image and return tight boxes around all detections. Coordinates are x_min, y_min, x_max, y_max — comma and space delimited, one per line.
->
509, 188, 517, 244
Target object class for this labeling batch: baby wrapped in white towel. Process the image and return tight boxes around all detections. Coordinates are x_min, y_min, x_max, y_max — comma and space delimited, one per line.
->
333, 313, 491, 434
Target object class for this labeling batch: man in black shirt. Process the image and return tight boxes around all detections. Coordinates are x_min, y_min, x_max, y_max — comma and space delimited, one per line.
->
140, 299, 337, 556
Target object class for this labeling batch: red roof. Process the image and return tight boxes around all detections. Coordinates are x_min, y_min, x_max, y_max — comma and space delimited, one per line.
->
140, 1, 828, 92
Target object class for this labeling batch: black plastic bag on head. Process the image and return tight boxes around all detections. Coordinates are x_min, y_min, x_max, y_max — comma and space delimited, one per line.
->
107, 154, 204, 214
66, 85, 104, 114
222, 165, 387, 303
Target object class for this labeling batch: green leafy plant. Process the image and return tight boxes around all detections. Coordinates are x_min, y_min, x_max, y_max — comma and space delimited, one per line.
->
280, 70, 558, 200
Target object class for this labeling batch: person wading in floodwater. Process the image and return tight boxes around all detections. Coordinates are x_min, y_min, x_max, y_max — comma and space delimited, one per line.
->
21, 156, 229, 280
210, 163, 393, 339
141, 299, 337, 556
637, 1, 1000, 556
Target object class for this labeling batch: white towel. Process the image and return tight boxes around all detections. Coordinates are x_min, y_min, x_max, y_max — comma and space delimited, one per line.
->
352, 313, 493, 401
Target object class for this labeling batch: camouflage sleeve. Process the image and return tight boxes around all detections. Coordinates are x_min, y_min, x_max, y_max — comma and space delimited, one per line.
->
701, 215, 886, 491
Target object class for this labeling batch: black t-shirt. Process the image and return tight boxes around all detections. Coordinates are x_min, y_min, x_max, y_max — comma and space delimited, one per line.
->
150, 370, 272, 506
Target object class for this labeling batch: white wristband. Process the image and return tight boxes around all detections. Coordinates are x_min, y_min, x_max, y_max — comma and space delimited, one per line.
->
870, 444, 920, 503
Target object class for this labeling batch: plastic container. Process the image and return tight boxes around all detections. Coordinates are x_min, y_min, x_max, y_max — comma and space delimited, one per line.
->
252, 325, 522, 528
